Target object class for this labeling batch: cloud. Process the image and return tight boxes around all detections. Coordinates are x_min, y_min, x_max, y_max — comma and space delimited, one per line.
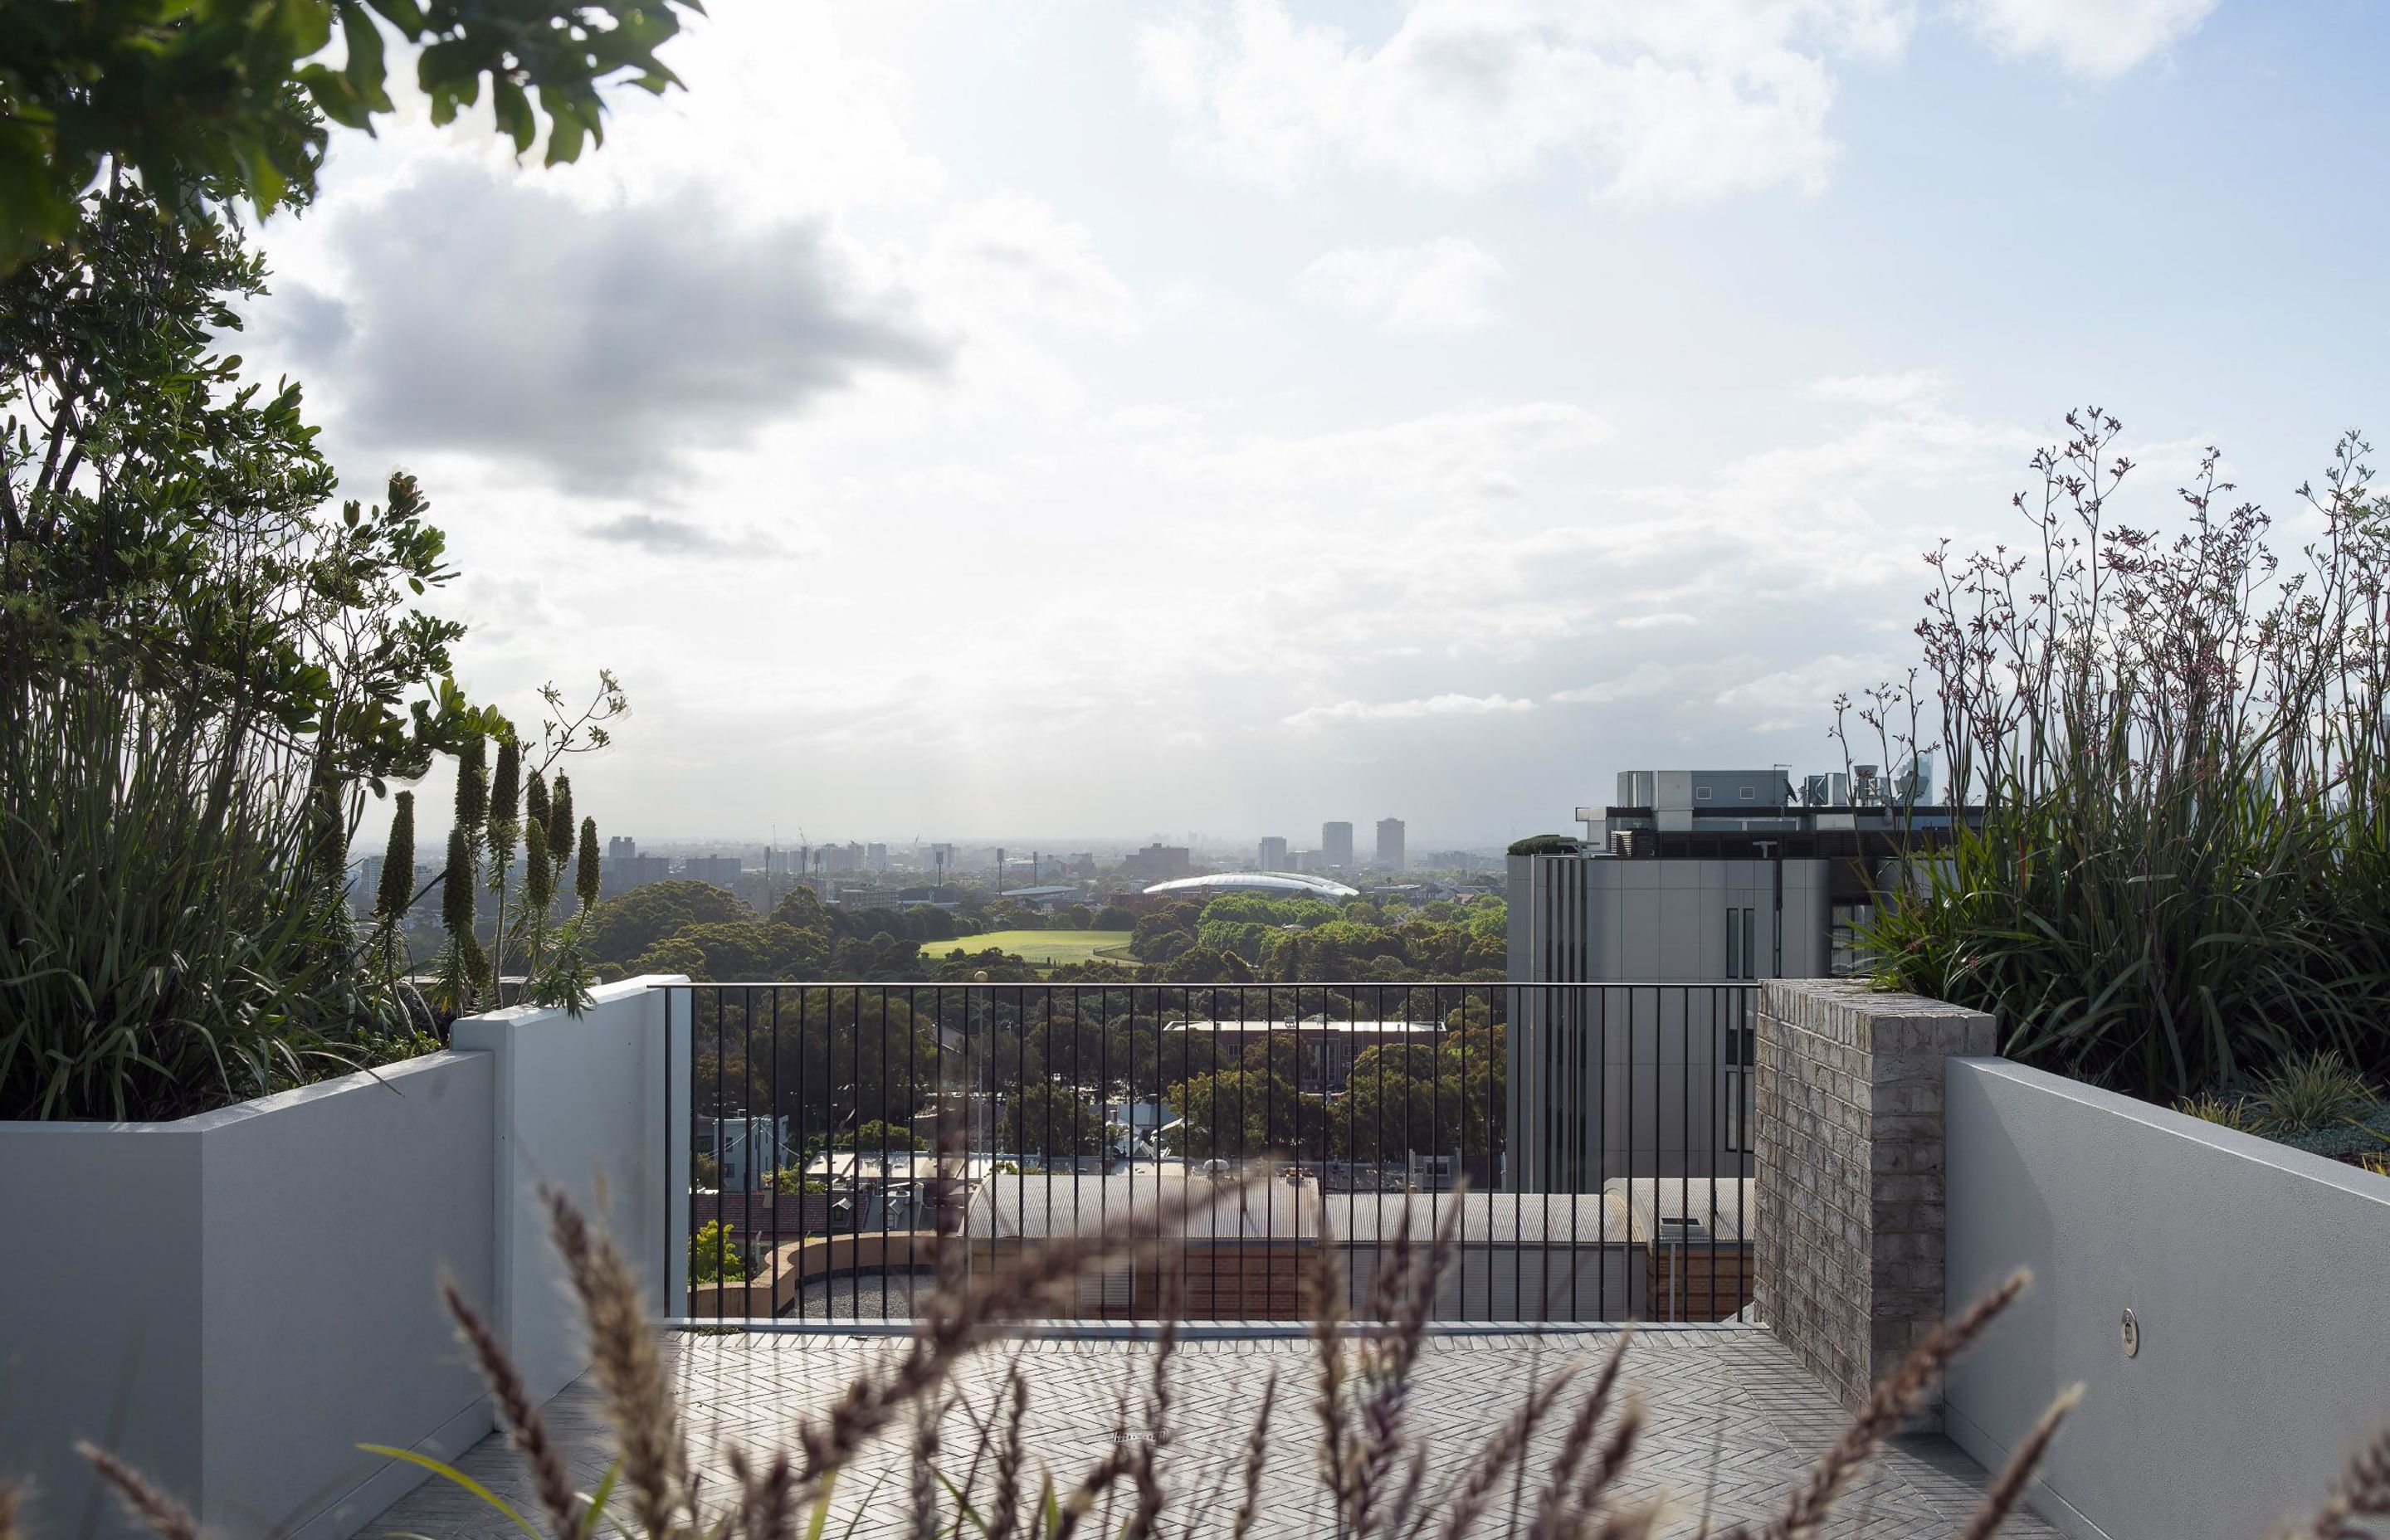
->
1284, 693, 1539, 727
916, 194, 1141, 336
280, 162, 948, 489
1139, 0, 1915, 204
584, 513, 786, 557
1965, 0, 2217, 79
1299, 237, 1508, 330
1805, 368, 1945, 407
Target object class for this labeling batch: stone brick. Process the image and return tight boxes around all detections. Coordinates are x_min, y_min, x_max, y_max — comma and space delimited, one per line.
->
1752, 981, 1992, 1419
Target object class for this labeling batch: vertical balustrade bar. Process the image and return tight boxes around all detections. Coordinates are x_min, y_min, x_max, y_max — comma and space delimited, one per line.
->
795, 988, 809, 1323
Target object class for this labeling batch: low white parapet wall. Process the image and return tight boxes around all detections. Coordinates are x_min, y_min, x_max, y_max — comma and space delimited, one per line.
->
452, 975, 690, 1405
0, 1050, 496, 1540
0, 974, 689, 1540
1945, 1057, 2390, 1540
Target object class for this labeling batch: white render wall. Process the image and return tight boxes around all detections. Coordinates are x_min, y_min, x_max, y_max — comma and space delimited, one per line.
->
0, 1051, 496, 1540
0, 975, 690, 1540
452, 975, 690, 1403
1944, 1058, 2390, 1540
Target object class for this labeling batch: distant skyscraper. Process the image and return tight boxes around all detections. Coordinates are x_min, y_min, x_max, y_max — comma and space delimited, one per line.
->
1376, 817, 1405, 870
1322, 821, 1354, 867
1258, 836, 1289, 871
1124, 843, 1193, 881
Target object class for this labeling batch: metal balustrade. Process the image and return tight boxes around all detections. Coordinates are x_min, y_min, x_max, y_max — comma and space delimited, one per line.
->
660, 981, 1756, 1325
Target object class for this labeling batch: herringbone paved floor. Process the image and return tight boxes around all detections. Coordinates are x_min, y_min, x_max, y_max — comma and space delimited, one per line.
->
373, 1327, 2054, 1538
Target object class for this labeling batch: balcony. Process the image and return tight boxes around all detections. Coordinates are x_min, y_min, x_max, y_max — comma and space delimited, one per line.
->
406, 978, 2046, 1536
34, 976, 2379, 1540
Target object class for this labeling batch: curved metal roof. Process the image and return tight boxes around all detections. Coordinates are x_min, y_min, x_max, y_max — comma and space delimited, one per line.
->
1139, 871, 1360, 899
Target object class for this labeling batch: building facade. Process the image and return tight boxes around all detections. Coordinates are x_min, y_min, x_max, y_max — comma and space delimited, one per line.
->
1375, 817, 1405, 870
1124, 842, 1193, 881
1322, 821, 1354, 867
1503, 764, 1965, 1192
1257, 836, 1289, 871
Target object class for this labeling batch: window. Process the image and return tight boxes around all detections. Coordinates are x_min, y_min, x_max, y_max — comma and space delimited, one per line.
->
1721, 1025, 1758, 1154
1695, 787, 1712, 800
1725, 907, 1758, 980
1739, 786, 1755, 800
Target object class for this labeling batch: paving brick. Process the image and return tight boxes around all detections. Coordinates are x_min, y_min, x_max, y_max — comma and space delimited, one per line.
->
368, 1327, 2053, 1539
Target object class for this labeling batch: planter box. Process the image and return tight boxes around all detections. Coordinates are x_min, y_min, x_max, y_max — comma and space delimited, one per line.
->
0, 1052, 498, 1540
1946, 1058, 2390, 1540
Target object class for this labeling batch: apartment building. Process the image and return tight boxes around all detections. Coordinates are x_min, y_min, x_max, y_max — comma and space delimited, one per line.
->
1503, 764, 1965, 1189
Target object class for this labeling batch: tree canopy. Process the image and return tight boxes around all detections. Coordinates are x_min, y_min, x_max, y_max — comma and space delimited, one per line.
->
0, 0, 701, 266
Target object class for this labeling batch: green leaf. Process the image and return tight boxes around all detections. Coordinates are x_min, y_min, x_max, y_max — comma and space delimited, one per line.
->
802, 1469, 838, 1540
492, 76, 535, 154
340, 3, 394, 113
578, 1459, 623, 1539
356, 1445, 542, 1540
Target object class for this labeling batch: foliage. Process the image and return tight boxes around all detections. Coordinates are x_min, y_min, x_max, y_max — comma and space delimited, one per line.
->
1166, 1063, 1313, 1157
0, 0, 700, 267
0, 678, 417, 1118
1858, 414, 2390, 1101
0, 186, 500, 1118
1, 185, 490, 785
1507, 834, 1579, 855
2173, 1090, 2256, 1132
1337, 1032, 1505, 1160
451, 674, 624, 1016
831, 1118, 924, 1152
590, 881, 752, 967
687, 1220, 743, 1285
993, 1082, 1107, 1157
2252, 1051, 2378, 1137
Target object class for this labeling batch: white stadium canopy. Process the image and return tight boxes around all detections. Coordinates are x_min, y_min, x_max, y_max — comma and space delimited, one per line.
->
1139, 872, 1360, 900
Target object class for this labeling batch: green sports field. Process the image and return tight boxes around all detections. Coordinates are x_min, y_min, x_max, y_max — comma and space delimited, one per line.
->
920, 929, 1134, 967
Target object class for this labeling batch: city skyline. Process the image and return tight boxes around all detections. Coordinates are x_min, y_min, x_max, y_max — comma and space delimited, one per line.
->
234, 0, 2390, 843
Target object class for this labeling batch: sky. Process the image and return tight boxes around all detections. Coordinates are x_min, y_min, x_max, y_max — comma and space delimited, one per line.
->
240, 0, 2390, 851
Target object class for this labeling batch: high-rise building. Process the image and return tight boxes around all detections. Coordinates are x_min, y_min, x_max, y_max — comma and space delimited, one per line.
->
1124, 842, 1193, 881
866, 842, 890, 873
683, 854, 742, 886
1257, 836, 1289, 871
1375, 817, 1405, 870
601, 836, 673, 897
1322, 821, 1354, 867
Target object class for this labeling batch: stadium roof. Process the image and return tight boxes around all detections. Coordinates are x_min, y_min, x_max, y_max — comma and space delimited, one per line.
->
1139, 871, 1360, 900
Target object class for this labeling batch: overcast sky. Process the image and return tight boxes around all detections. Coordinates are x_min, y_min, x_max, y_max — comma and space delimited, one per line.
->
246, 0, 2390, 850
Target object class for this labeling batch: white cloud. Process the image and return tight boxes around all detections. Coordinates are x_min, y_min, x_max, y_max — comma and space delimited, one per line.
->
915, 194, 1141, 337
1965, 0, 2217, 79
1139, 0, 1917, 204
1806, 369, 1946, 407
1299, 237, 1508, 330
1285, 694, 1539, 727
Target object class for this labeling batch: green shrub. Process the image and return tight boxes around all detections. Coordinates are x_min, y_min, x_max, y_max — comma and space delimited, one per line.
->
689, 1220, 744, 1284
1860, 417, 2390, 1101
2252, 1050, 2378, 1136
2173, 1090, 2257, 1132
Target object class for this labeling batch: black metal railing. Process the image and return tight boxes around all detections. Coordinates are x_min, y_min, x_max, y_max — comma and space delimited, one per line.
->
661, 981, 1756, 1325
